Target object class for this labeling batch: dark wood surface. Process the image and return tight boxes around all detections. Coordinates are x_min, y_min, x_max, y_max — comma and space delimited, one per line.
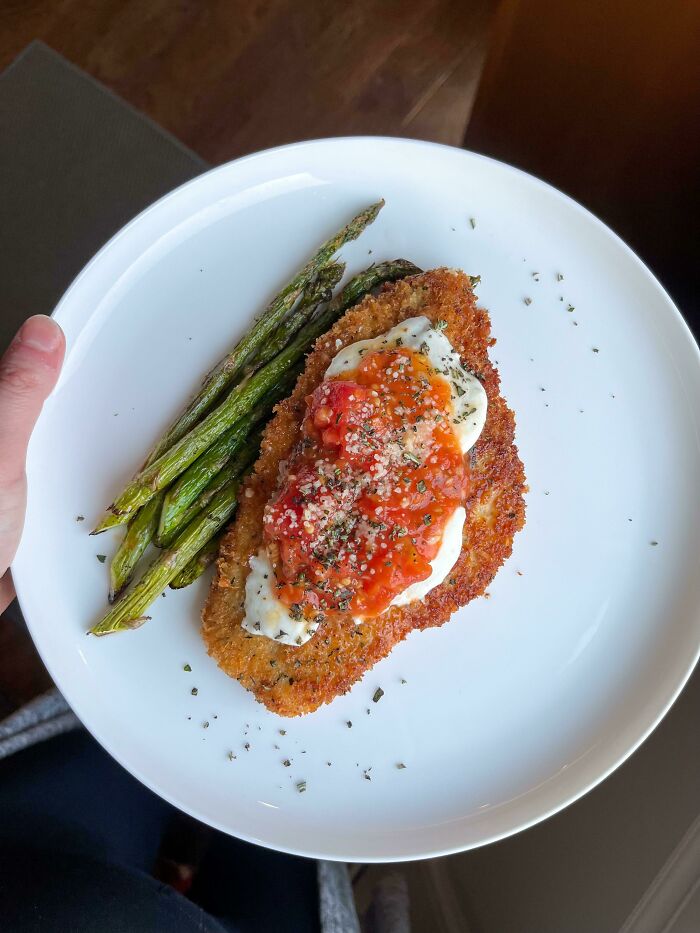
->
1, 0, 495, 161
465, 0, 700, 319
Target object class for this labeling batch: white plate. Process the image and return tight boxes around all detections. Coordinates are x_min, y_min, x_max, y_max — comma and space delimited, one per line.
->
13, 138, 700, 863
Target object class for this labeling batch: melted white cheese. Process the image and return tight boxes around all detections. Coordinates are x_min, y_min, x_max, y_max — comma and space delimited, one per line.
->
390, 506, 466, 608
243, 550, 320, 647
325, 316, 487, 456
241, 316, 487, 646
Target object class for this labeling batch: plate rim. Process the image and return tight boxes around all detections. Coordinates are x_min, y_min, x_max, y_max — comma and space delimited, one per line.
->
14, 135, 700, 862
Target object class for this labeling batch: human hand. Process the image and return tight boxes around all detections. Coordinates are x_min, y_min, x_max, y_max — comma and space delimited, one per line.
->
0, 316, 65, 613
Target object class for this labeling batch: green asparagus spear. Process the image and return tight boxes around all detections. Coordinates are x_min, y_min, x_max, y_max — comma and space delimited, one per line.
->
89, 476, 245, 635
157, 410, 259, 547
254, 262, 344, 371
157, 441, 252, 548
169, 532, 223, 589
157, 348, 300, 545
108, 494, 162, 603
157, 425, 263, 549
109, 392, 266, 590
93, 258, 420, 532
325, 258, 420, 316
143, 201, 384, 464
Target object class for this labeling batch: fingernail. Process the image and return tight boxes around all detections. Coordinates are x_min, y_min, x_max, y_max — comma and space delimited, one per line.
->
17, 315, 63, 353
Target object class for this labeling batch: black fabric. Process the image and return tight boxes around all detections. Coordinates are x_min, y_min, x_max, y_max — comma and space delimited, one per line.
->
0, 731, 319, 932
189, 830, 321, 933
0, 849, 230, 933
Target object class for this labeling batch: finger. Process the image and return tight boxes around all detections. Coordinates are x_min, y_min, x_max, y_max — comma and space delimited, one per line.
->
0, 571, 15, 615
0, 316, 65, 482
0, 316, 65, 573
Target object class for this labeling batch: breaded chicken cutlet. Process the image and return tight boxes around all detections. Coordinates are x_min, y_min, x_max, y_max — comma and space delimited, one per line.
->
202, 269, 526, 716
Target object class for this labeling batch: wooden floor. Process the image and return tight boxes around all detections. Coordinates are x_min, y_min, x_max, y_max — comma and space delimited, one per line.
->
1, 0, 495, 162
0, 1, 496, 714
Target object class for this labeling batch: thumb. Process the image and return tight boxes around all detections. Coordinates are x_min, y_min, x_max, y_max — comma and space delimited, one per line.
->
0, 316, 65, 606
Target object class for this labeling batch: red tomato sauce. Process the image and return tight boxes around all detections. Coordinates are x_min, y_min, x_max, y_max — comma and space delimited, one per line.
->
263, 346, 468, 621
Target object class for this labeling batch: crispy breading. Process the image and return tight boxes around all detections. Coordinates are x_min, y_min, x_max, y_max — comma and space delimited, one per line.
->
202, 269, 526, 716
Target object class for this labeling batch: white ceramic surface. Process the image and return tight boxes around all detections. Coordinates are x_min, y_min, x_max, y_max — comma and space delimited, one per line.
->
13, 138, 700, 862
